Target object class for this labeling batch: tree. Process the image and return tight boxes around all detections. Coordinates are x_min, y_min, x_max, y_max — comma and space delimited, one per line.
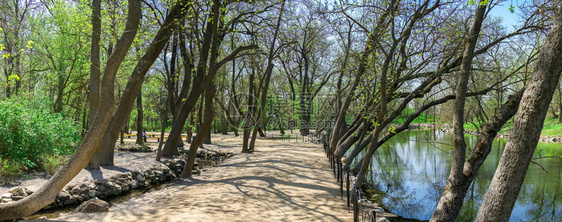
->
86, 0, 102, 169
98, 0, 193, 165
430, 1, 488, 221
279, 2, 335, 136
136, 90, 144, 145
476, 5, 562, 221
0, 0, 141, 218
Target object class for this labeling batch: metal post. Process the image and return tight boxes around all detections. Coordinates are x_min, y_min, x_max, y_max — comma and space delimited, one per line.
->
339, 162, 343, 199
352, 186, 358, 222
370, 210, 377, 222
346, 171, 350, 207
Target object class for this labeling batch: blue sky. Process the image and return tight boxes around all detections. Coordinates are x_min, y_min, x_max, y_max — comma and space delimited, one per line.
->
488, 1, 522, 31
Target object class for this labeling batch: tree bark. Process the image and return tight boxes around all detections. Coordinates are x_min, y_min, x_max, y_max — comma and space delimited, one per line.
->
135, 90, 144, 145
181, 84, 216, 178
431, 1, 487, 221
99, 0, 192, 165
161, 0, 218, 157
249, 0, 286, 151
86, 0, 102, 169
0, 1, 141, 219
475, 7, 562, 221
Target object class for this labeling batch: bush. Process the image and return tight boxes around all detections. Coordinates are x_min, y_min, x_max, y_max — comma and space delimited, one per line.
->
0, 94, 81, 179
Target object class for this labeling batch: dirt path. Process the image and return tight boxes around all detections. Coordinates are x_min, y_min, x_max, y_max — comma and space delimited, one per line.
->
49, 136, 352, 222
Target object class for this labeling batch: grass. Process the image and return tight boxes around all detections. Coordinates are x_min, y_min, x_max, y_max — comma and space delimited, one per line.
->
462, 115, 562, 137
540, 116, 562, 137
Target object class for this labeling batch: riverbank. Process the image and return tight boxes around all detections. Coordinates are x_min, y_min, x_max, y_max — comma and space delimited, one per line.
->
407, 122, 562, 143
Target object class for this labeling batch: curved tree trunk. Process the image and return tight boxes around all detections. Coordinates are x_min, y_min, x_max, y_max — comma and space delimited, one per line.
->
476, 8, 562, 221
431, 1, 487, 221
182, 84, 216, 178
99, 0, 193, 165
0, 1, 141, 219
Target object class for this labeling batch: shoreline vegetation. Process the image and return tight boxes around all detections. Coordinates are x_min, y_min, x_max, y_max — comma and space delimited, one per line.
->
407, 122, 562, 143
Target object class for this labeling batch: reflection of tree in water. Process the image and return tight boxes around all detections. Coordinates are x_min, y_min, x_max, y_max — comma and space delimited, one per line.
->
362, 130, 562, 220
522, 161, 561, 221
365, 130, 453, 219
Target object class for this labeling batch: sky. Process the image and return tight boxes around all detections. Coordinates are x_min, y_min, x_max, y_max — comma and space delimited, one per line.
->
488, 0, 523, 32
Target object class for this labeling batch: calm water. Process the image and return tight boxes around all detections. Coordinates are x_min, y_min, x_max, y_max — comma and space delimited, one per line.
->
357, 130, 562, 222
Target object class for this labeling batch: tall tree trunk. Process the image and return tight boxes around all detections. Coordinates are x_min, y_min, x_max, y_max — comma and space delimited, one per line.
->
558, 84, 562, 123
156, 94, 170, 161
98, 0, 192, 165
0, 1, 141, 218
186, 114, 193, 143
85, 0, 102, 169
249, 0, 286, 151
135, 91, 144, 145
181, 84, 216, 178
241, 66, 255, 153
161, 0, 219, 157
431, 1, 487, 221
476, 8, 562, 221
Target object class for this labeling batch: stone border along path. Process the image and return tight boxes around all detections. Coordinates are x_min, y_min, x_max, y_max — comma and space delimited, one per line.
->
47, 137, 353, 222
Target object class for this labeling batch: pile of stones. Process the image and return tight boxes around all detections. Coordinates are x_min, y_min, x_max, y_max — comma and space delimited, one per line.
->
0, 150, 235, 211
0, 164, 177, 210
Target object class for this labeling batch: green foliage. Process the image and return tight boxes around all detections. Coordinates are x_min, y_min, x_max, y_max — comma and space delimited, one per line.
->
540, 116, 562, 137
42, 154, 68, 175
463, 116, 562, 137
0, 94, 81, 179
391, 108, 439, 125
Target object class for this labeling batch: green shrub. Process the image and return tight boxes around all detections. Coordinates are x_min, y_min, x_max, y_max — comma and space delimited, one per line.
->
0, 158, 23, 181
0, 94, 81, 178
42, 154, 68, 175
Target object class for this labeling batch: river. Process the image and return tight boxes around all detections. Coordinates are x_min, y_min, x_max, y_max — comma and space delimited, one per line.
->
357, 130, 562, 221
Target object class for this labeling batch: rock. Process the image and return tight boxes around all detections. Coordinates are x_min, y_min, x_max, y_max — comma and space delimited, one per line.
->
58, 190, 71, 201
94, 179, 109, 185
11, 195, 24, 201
71, 183, 90, 195
1, 193, 12, 199
1, 193, 12, 203
73, 198, 110, 213
89, 190, 97, 199
63, 198, 77, 205
66, 184, 76, 190
135, 174, 144, 182
129, 180, 139, 189
9, 187, 25, 196
24, 187, 33, 195
96, 185, 107, 192
74, 195, 87, 203
107, 182, 122, 195
121, 184, 130, 192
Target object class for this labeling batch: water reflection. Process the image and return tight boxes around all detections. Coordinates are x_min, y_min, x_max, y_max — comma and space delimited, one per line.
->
355, 130, 562, 221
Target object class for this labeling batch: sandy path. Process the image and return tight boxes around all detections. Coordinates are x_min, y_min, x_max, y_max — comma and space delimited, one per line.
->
50, 137, 352, 222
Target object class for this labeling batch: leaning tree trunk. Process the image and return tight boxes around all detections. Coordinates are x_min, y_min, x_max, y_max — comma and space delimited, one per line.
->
475, 7, 562, 222
431, 1, 487, 221
248, 0, 286, 151
0, 1, 141, 219
181, 84, 216, 178
161, 0, 218, 157
98, 0, 193, 165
